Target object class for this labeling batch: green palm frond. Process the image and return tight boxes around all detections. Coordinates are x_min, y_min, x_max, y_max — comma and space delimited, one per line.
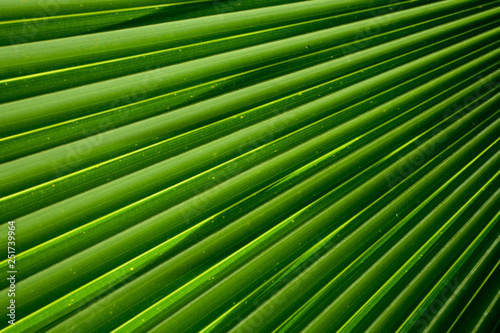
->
0, 0, 499, 332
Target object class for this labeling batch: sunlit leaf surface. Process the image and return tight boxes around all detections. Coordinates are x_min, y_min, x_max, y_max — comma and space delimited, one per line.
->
0, 0, 499, 332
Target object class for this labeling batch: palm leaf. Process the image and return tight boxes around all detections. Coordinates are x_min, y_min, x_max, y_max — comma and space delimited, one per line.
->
0, 0, 499, 332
